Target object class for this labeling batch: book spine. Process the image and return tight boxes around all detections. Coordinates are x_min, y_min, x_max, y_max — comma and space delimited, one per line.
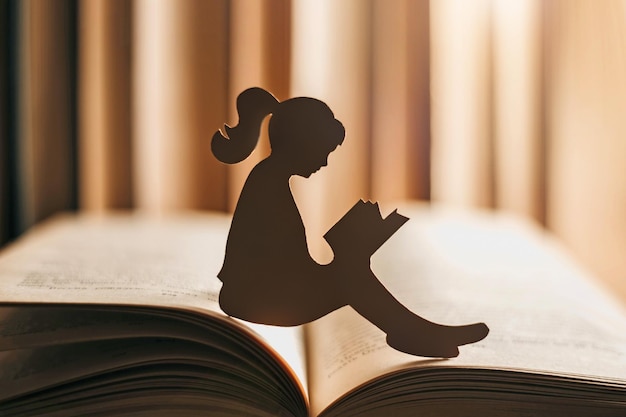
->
14, 0, 78, 234
78, 0, 133, 211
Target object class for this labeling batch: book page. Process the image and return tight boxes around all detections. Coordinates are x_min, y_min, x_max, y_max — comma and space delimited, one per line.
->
306, 204, 626, 416
0, 213, 307, 395
0, 213, 226, 309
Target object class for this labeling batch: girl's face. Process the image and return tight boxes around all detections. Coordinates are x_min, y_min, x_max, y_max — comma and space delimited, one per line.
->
270, 99, 344, 177
288, 115, 343, 177
296, 140, 339, 177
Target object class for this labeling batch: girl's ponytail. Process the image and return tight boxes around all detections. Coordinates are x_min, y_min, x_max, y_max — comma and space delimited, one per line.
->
211, 87, 279, 164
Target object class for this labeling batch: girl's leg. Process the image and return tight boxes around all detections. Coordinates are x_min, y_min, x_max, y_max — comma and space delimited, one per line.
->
341, 267, 488, 357
220, 265, 346, 326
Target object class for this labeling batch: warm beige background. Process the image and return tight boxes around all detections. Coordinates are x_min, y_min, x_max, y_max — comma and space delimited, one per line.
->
11, 0, 626, 302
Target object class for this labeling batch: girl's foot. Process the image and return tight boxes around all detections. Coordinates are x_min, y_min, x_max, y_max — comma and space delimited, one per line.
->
386, 322, 489, 358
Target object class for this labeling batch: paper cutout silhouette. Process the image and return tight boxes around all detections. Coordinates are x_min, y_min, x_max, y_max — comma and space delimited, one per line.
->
324, 200, 409, 258
212, 87, 488, 358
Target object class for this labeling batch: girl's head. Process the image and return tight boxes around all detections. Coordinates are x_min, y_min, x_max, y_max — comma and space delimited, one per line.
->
212, 87, 345, 177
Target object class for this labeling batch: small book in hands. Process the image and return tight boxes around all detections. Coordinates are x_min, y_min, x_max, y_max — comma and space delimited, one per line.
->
324, 200, 409, 258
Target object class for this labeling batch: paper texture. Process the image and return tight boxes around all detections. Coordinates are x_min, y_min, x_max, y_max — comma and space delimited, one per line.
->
1, 208, 625, 416
0, 213, 308, 400
306, 205, 626, 415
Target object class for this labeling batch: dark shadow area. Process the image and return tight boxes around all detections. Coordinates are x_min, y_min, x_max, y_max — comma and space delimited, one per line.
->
0, 0, 19, 245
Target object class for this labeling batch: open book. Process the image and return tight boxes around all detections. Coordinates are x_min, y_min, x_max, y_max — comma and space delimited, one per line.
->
0, 205, 625, 416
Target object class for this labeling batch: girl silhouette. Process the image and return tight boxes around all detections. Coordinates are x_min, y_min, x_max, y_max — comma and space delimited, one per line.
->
212, 87, 488, 358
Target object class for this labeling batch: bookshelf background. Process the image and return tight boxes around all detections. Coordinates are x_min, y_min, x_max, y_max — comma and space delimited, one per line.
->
1, 0, 625, 302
